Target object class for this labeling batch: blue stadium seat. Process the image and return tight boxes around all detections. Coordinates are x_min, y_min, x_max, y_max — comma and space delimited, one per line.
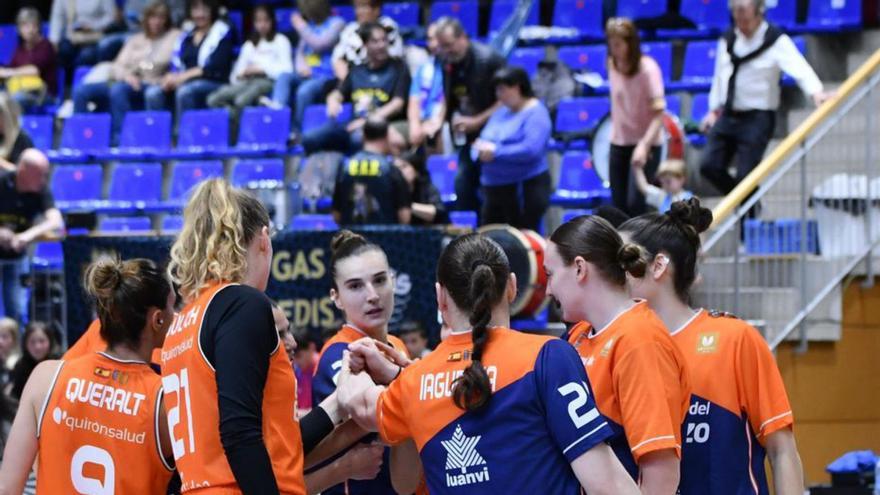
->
383, 3, 420, 28
173, 109, 229, 158
227, 11, 243, 38
0, 25, 17, 65
552, 0, 603, 40
236, 107, 291, 155
100, 216, 153, 232
330, 5, 356, 22
617, 0, 668, 21
641, 42, 673, 82
115, 111, 172, 156
781, 36, 807, 86
489, 0, 540, 36
167, 160, 225, 204
51, 164, 103, 210
766, 0, 798, 29
289, 214, 338, 231
54, 114, 111, 161
509, 47, 545, 77
666, 94, 682, 117
161, 214, 184, 233
21, 115, 54, 151
679, 0, 729, 33
427, 155, 458, 205
554, 97, 610, 149
107, 163, 163, 210
558, 45, 607, 77
551, 151, 610, 207
430, 1, 479, 37
805, 0, 861, 31
32, 241, 63, 271
672, 40, 718, 91
449, 211, 478, 229
232, 159, 285, 187
71, 65, 91, 92
302, 104, 353, 133
688, 92, 710, 146
561, 209, 594, 224
276, 8, 294, 32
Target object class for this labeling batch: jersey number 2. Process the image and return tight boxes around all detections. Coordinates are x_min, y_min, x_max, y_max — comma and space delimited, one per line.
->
163, 368, 196, 460
71, 445, 114, 495
558, 382, 600, 428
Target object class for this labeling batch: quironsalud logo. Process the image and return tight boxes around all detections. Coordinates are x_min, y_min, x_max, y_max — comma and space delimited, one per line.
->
441, 425, 490, 488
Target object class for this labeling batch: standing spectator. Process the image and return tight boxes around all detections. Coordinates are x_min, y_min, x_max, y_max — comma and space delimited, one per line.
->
331, 0, 403, 82
0, 94, 33, 172
605, 17, 666, 216
267, 0, 345, 138
0, 149, 64, 322
302, 22, 410, 155
73, 1, 180, 145
394, 151, 448, 225
472, 66, 552, 231
161, 0, 234, 116
0, 318, 20, 388
331, 118, 411, 225
207, 5, 292, 123
397, 320, 429, 358
407, 21, 445, 151
700, 0, 827, 200
0, 8, 57, 111
8, 321, 58, 399
434, 17, 506, 214
49, 0, 116, 75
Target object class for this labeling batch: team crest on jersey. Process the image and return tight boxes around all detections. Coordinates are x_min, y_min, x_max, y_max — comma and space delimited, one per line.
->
697, 332, 720, 354
93, 367, 129, 385
447, 350, 472, 362
599, 337, 615, 357
441, 424, 490, 487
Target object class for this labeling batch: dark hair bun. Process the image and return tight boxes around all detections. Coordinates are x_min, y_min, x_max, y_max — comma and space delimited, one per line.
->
330, 229, 367, 256
668, 198, 713, 234
618, 243, 647, 278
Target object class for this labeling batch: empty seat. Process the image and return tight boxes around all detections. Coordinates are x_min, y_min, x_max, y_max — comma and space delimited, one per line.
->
552, 0, 603, 39
449, 211, 478, 229
0, 25, 17, 65
100, 216, 153, 232
175, 109, 229, 156
167, 160, 224, 202
108, 163, 163, 206
805, 0, 861, 31
551, 151, 610, 207
32, 241, 63, 271
489, 0, 540, 35
227, 10, 243, 38
641, 42, 673, 82
766, 0, 798, 29
554, 97, 610, 135
276, 8, 294, 32
237, 107, 290, 154
561, 209, 594, 224
616, 0, 667, 21
54, 114, 111, 161
558, 44, 607, 77
161, 214, 184, 233
232, 159, 285, 187
427, 155, 458, 205
330, 5, 356, 22
383, 3, 420, 27
21, 115, 54, 151
51, 164, 103, 210
302, 104, 353, 133
676, 40, 718, 90
118, 111, 172, 152
509, 47, 545, 77
289, 213, 338, 231
430, 1, 479, 37
678, 0, 729, 33
666, 94, 682, 117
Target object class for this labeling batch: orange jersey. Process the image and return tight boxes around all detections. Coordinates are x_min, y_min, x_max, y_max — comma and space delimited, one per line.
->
673, 310, 794, 495
65, 319, 163, 365
37, 352, 173, 494
160, 283, 304, 494
568, 301, 690, 477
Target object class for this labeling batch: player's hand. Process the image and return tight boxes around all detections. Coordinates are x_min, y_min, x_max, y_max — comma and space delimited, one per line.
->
700, 111, 718, 133
339, 443, 384, 481
349, 338, 407, 385
337, 351, 376, 416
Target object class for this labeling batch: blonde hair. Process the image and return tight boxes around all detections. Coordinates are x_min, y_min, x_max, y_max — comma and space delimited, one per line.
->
0, 317, 21, 364
168, 179, 270, 302
0, 92, 22, 160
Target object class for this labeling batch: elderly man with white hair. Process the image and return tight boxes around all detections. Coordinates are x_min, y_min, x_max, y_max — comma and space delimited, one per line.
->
0, 148, 64, 320
699, 0, 830, 204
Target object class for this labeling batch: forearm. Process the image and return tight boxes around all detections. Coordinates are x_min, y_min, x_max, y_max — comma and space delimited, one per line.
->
390, 440, 422, 495
178, 67, 203, 83
350, 385, 383, 432
638, 111, 664, 149
637, 450, 680, 495
3, 65, 40, 78
332, 58, 349, 81
632, 166, 650, 195
0, 159, 15, 172
767, 429, 805, 495
407, 96, 423, 127
223, 436, 280, 494
373, 97, 404, 121
473, 102, 501, 129
305, 459, 353, 494
299, 25, 342, 52
305, 420, 366, 469
411, 203, 437, 222
20, 211, 64, 243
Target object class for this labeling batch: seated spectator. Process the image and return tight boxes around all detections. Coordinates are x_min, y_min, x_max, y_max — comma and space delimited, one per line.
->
0, 149, 64, 322
394, 151, 448, 226
407, 21, 445, 151
49, 0, 117, 78
332, 118, 411, 225
0, 8, 57, 111
302, 22, 410, 155
633, 159, 694, 213
9, 321, 59, 399
73, 0, 180, 145
331, 0, 403, 82
160, 0, 234, 116
96, 0, 187, 63
472, 66, 552, 231
0, 94, 33, 171
267, 0, 345, 138
398, 320, 430, 358
0, 317, 20, 388
207, 5, 292, 124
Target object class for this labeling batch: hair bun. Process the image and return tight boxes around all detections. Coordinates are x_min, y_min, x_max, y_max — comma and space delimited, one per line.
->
618, 243, 647, 278
668, 198, 713, 234
330, 229, 367, 256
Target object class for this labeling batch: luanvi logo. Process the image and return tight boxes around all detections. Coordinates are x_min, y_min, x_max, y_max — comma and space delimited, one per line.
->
441, 425, 490, 487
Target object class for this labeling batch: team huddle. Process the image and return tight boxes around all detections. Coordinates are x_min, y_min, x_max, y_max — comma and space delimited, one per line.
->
0, 178, 802, 494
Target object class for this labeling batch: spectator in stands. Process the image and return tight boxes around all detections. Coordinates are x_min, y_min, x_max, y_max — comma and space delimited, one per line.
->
49, 0, 117, 76
207, 5, 292, 124
161, 0, 234, 116
302, 22, 410, 155
605, 17, 666, 216
472, 66, 551, 231
0, 94, 33, 171
0, 317, 20, 389
72, 0, 180, 145
398, 320, 429, 358
0, 149, 64, 322
0, 8, 57, 111
292, 334, 318, 412
700, 0, 827, 201
633, 159, 694, 213
96, 0, 186, 63
407, 21, 445, 152
434, 17, 506, 215
394, 150, 448, 226
267, 0, 345, 139
8, 321, 59, 399
331, 0, 403, 83
331, 118, 411, 225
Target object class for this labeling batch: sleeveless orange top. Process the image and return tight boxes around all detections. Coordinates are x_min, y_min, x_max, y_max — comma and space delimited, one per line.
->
65, 319, 163, 365
37, 352, 173, 494
160, 283, 305, 494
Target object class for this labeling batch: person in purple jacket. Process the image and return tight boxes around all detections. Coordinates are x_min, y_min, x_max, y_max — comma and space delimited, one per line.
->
471, 66, 552, 230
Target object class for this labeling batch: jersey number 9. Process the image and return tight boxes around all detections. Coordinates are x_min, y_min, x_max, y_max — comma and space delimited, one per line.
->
558, 381, 600, 428
163, 368, 196, 460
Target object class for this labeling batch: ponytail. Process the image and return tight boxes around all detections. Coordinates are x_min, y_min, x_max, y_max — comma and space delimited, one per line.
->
452, 264, 494, 411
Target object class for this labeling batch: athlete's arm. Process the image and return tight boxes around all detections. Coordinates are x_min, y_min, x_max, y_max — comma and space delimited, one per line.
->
390, 439, 422, 495
0, 360, 61, 495
157, 397, 175, 469
571, 443, 641, 495
337, 352, 383, 432
300, 391, 344, 455
305, 443, 384, 494
304, 419, 366, 469
637, 449, 680, 495
766, 428, 805, 495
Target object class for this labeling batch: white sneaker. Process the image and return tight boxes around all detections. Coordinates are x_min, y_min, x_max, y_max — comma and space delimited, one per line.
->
259, 96, 283, 110
57, 99, 74, 119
